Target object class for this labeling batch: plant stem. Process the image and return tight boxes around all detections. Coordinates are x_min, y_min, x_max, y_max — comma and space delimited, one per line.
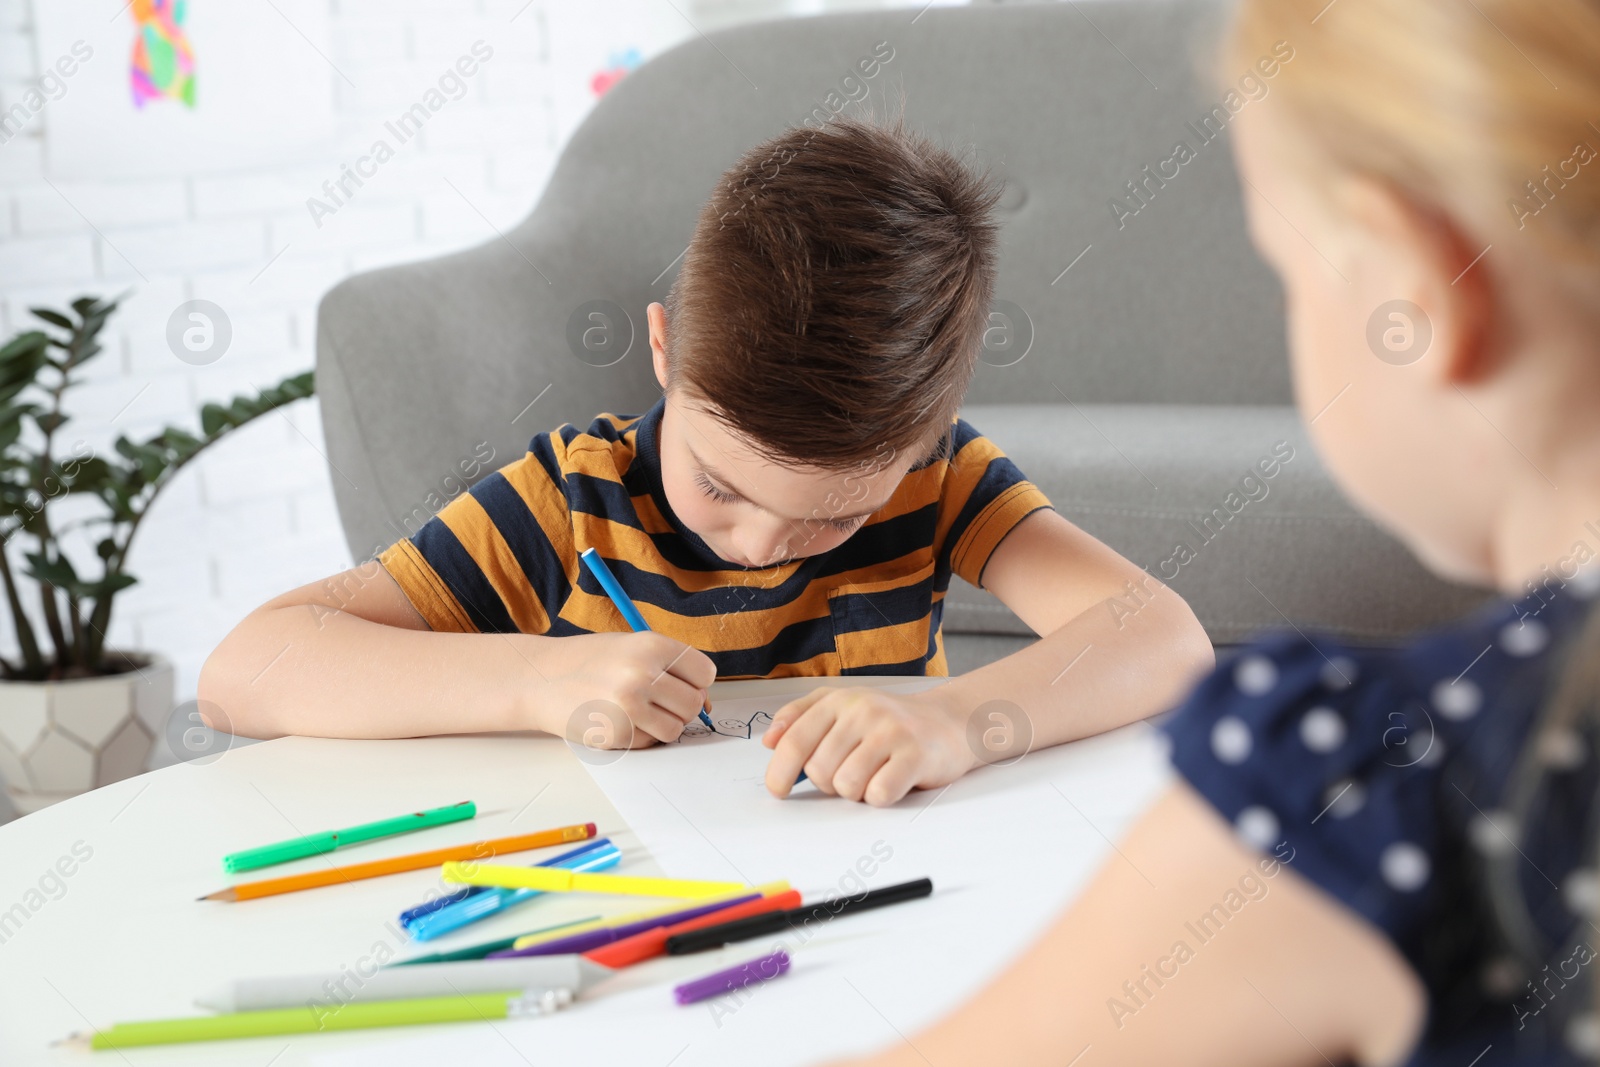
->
32, 338, 74, 669
87, 503, 152, 668
0, 530, 44, 675
84, 592, 112, 668
37, 580, 67, 669
66, 591, 86, 669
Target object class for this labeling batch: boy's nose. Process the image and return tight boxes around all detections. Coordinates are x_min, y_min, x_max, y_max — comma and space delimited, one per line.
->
733, 523, 795, 567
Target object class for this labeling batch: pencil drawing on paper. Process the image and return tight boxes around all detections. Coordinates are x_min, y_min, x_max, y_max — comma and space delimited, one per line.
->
676, 704, 776, 743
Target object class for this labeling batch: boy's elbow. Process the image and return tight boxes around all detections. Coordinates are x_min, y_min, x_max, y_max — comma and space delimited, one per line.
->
197, 634, 281, 741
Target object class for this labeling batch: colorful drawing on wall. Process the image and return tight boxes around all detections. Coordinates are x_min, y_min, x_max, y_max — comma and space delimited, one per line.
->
590, 47, 642, 97
130, 0, 196, 108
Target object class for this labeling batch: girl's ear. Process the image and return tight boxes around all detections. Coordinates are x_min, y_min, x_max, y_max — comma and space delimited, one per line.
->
647, 302, 670, 391
1338, 175, 1498, 388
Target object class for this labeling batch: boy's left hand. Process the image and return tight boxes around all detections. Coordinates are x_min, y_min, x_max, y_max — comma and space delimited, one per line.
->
761, 686, 975, 806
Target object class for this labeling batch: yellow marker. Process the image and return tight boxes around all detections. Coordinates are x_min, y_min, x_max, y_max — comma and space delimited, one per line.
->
509, 881, 793, 950
441, 863, 749, 899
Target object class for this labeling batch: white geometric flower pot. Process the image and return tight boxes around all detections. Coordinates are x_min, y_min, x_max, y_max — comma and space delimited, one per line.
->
0, 653, 174, 815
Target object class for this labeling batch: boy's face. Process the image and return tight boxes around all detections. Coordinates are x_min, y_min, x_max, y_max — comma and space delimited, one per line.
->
656, 394, 918, 569
648, 303, 925, 569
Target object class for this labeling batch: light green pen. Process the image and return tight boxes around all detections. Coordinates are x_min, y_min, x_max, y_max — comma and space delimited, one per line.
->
221, 800, 477, 873
67, 989, 571, 1049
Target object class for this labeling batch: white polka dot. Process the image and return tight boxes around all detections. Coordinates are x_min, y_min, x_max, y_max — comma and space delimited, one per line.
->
1235, 806, 1280, 850
1417, 735, 1446, 767
1573, 563, 1600, 599
1299, 708, 1346, 753
1569, 1015, 1600, 1058
1234, 655, 1278, 696
1564, 869, 1600, 915
1540, 728, 1587, 770
1320, 656, 1358, 691
1499, 618, 1549, 657
1210, 716, 1253, 764
1322, 779, 1366, 819
1380, 842, 1431, 891
1432, 678, 1482, 721
1468, 810, 1518, 856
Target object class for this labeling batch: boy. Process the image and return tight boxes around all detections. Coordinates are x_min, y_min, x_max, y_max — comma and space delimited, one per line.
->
201, 118, 1213, 807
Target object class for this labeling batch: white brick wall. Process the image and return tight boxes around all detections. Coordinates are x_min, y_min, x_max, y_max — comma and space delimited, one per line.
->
0, 0, 944, 815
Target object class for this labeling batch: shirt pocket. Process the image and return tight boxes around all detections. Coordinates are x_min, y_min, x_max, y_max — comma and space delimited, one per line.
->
827, 554, 939, 675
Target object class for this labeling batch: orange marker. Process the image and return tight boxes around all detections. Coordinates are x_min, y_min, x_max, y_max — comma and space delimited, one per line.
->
199, 823, 597, 902
585, 888, 802, 968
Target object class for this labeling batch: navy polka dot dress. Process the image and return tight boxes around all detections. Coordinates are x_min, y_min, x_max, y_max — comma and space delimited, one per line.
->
1164, 564, 1600, 1065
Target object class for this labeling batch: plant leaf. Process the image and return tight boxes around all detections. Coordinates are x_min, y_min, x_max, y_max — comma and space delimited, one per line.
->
0, 330, 48, 365
33, 411, 67, 435
24, 551, 79, 589
199, 403, 228, 437
29, 309, 73, 331
84, 572, 137, 598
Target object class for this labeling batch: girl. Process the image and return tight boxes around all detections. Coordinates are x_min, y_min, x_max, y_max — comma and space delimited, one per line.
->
842, 0, 1600, 1063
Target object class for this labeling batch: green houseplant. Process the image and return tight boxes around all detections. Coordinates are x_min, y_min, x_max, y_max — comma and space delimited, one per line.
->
0, 296, 313, 812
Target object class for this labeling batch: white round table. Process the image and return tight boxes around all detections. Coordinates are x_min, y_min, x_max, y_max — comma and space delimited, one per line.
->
0, 680, 1171, 1067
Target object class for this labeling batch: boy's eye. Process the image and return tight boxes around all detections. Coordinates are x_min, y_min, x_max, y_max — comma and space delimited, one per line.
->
695, 469, 867, 534
693, 470, 742, 504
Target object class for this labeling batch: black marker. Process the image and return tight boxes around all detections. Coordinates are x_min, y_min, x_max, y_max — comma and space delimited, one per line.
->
664, 877, 933, 955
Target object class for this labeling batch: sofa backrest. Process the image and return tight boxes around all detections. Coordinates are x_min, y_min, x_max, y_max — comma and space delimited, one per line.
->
317, 0, 1290, 560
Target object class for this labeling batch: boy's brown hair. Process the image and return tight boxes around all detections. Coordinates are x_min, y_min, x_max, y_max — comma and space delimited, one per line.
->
665, 117, 1002, 472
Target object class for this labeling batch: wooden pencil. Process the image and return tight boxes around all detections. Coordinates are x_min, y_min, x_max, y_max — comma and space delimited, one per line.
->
199, 823, 596, 902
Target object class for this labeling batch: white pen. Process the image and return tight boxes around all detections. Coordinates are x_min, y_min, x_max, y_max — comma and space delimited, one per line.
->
193, 956, 610, 1013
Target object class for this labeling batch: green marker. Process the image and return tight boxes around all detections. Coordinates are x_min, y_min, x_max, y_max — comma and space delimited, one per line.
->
222, 801, 476, 873
74, 989, 561, 1049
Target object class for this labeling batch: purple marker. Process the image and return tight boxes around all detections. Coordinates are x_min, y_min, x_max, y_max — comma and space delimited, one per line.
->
485, 892, 765, 959
674, 949, 791, 1005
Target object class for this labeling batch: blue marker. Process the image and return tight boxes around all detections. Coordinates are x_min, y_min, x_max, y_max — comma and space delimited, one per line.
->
579, 547, 715, 732
396, 837, 611, 927
407, 841, 622, 941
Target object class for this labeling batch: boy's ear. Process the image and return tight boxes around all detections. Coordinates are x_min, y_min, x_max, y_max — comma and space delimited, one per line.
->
1338, 175, 1497, 388
647, 302, 670, 391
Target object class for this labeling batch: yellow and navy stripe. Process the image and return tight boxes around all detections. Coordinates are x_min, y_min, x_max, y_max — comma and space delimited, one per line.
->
379, 398, 1052, 678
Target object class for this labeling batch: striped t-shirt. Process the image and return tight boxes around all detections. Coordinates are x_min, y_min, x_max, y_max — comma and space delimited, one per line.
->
379, 397, 1053, 677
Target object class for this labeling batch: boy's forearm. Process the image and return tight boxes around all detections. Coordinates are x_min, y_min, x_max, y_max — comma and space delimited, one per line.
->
938, 586, 1214, 753
199, 606, 546, 741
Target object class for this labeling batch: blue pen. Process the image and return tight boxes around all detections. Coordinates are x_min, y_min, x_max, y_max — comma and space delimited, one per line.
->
579, 547, 715, 732
408, 842, 622, 941
580, 547, 808, 788
397, 837, 611, 927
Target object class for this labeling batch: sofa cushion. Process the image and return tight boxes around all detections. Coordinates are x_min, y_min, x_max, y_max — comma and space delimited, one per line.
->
948, 403, 1488, 645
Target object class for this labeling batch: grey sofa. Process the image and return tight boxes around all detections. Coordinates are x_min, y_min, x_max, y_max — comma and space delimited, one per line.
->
316, 0, 1486, 672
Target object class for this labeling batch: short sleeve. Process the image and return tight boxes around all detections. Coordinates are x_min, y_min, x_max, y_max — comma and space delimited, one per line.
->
1162, 632, 1450, 961
936, 419, 1054, 589
1167, 587, 1600, 1060
378, 441, 576, 635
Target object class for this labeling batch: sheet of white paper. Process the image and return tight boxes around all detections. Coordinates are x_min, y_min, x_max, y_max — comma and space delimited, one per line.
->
319, 682, 1173, 1067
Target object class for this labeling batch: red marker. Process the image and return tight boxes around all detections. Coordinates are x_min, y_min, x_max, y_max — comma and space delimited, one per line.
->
585, 889, 802, 968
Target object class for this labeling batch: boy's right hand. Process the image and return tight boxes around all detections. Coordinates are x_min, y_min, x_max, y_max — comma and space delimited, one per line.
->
524, 632, 717, 748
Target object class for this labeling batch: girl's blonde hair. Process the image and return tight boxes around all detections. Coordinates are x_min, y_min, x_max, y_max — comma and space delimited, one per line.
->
1227, 0, 1600, 278
1227, 0, 1600, 1053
